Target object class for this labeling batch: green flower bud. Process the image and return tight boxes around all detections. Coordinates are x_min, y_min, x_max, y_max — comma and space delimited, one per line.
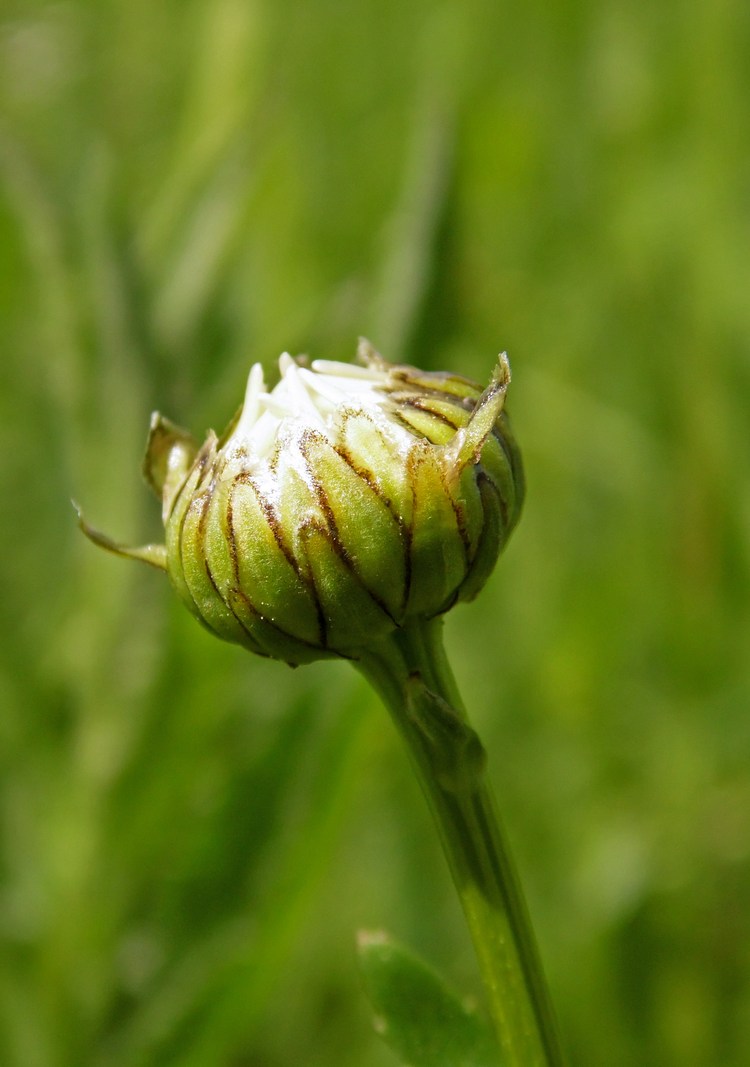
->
80, 341, 524, 665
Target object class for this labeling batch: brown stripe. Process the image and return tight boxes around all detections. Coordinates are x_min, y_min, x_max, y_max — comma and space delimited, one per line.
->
300, 432, 399, 625
400, 397, 462, 431
430, 587, 460, 619
226, 469, 322, 636
333, 422, 398, 517
299, 430, 339, 541
226, 477, 242, 585
479, 471, 508, 531
231, 586, 325, 656
223, 590, 270, 658
297, 521, 329, 649
442, 466, 472, 563
392, 409, 423, 437
198, 489, 233, 614
227, 467, 294, 567
249, 476, 300, 575
337, 412, 411, 618
177, 489, 212, 624
167, 447, 208, 524
490, 422, 516, 475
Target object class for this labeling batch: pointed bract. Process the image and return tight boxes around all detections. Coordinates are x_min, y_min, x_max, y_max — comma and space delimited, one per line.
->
80, 345, 524, 664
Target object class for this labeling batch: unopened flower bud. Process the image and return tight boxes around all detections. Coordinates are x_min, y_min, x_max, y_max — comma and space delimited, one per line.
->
80, 341, 524, 665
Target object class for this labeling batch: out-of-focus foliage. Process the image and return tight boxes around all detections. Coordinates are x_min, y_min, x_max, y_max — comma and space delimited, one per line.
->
1, 1, 749, 1064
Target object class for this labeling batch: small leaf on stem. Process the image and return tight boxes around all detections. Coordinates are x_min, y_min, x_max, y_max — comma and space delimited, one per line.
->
357, 929, 501, 1067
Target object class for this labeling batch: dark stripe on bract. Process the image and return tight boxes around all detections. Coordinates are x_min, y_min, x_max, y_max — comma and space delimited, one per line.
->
392, 409, 423, 437
296, 520, 329, 649
167, 443, 206, 522
491, 415, 525, 510
490, 423, 515, 470
491, 475, 509, 530
299, 430, 338, 542
229, 467, 326, 648
430, 586, 460, 619
444, 467, 472, 562
296, 434, 336, 644
203, 555, 223, 603
400, 397, 462, 431
169, 445, 210, 523
252, 477, 301, 576
197, 472, 216, 542
431, 458, 471, 612
196, 476, 220, 598
222, 590, 271, 659
195, 439, 218, 494
332, 442, 409, 617
334, 417, 397, 515
301, 520, 398, 645
179, 489, 223, 636
299, 431, 398, 626
334, 432, 413, 617
298, 431, 388, 618
385, 369, 480, 403
225, 479, 241, 585
336, 412, 414, 618
202, 549, 266, 655
166, 469, 190, 524
477, 470, 508, 536
387, 388, 476, 412
231, 469, 300, 575
231, 586, 325, 659
334, 439, 404, 527
199, 490, 240, 627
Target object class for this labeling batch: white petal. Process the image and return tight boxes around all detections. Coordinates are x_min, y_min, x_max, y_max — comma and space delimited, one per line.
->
228, 362, 265, 444
310, 359, 385, 381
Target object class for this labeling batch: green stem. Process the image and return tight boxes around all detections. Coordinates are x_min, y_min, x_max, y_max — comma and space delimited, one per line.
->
356, 617, 565, 1067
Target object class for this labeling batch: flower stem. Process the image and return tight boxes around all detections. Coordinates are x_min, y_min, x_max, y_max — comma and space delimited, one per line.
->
356, 618, 565, 1067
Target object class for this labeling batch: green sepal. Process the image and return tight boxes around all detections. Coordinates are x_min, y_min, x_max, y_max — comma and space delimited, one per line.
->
442, 355, 510, 475
407, 453, 467, 617
452, 465, 485, 562
143, 412, 198, 519
165, 446, 212, 615
301, 524, 395, 652
301, 433, 407, 619
223, 476, 322, 645
225, 587, 331, 666
458, 475, 504, 604
387, 365, 482, 404
177, 492, 254, 646
394, 404, 459, 446
474, 434, 521, 540
339, 410, 414, 528
357, 930, 500, 1067
494, 412, 525, 531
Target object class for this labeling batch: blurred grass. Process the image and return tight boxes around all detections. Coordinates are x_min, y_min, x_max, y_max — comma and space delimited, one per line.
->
1, 0, 749, 1064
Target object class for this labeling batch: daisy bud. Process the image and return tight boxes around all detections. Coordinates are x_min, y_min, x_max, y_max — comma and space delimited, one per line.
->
79, 342, 523, 665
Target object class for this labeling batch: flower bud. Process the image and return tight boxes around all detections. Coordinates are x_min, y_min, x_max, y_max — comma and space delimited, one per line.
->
80, 342, 523, 665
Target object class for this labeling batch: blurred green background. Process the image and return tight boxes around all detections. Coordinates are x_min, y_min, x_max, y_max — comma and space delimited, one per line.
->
1, 1, 749, 1064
